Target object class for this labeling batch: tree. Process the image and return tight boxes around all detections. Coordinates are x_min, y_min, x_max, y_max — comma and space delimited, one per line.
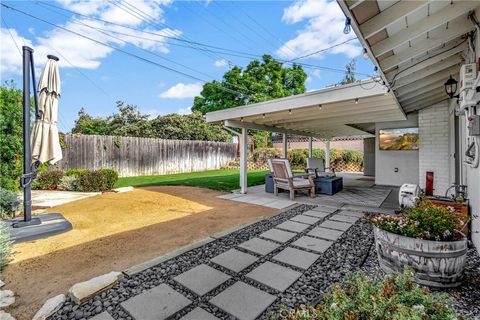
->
107, 101, 151, 137
192, 54, 307, 114
72, 108, 110, 135
149, 111, 230, 142
339, 59, 356, 85
0, 81, 23, 191
192, 55, 307, 148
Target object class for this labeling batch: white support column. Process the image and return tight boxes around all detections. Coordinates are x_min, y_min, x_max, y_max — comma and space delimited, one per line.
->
308, 137, 313, 158
325, 140, 331, 172
282, 133, 287, 158
240, 128, 248, 194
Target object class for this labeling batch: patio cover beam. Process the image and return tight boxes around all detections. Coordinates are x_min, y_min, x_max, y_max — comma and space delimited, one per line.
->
379, 21, 472, 71
224, 120, 316, 138
360, 0, 428, 39
206, 81, 389, 123
371, 1, 478, 57
394, 67, 459, 98
385, 45, 466, 82
392, 55, 463, 89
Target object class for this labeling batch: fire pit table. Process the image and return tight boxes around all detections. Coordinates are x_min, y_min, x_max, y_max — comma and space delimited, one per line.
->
313, 176, 343, 195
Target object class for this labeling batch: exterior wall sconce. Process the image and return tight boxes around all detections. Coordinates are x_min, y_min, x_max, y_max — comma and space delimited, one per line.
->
444, 75, 459, 99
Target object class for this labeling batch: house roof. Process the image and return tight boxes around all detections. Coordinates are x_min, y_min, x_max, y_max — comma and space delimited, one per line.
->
206, 80, 405, 139
338, 0, 479, 114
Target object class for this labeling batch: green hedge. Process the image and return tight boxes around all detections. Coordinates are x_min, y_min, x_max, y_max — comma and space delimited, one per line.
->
32, 168, 119, 192
76, 169, 119, 192
250, 148, 363, 168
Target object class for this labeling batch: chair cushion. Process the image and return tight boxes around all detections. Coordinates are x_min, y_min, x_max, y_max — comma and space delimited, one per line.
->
307, 157, 325, 172
292, 178, 312, 188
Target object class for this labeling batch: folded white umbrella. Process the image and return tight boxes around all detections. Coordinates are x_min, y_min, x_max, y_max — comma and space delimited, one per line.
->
31, 56, 63, 164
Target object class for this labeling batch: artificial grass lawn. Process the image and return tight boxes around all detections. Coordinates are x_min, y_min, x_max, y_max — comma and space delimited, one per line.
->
115, 169, 269, 191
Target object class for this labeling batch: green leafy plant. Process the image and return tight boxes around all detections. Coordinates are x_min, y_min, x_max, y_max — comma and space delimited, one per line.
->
0, 188, 19, 219
369, 199, 463, 241
32, 169, 64, 190
0, 222, 14, 270
275, 269, 458, 320
98, 169, 119, 190
76, 169, 119, 192
0, 81, 23, 191
64, 168, 87, 177
57, 175, 78, 191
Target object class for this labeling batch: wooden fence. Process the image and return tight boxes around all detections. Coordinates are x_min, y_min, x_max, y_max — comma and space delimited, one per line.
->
57, 134, 237, 177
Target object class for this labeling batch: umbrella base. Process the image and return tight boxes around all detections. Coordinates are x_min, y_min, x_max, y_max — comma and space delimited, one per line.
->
11, 217, 42, 228
6, 213, 72, 243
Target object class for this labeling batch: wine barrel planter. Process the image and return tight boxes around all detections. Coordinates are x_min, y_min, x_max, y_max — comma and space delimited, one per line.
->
373, 227, 467, 288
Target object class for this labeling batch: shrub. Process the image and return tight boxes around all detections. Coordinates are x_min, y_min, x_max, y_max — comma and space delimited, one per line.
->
76, 169, 119, 192
369, 199, 463, 241
0, 188, 18, 219
275, 269, 458, 320
57, 175, 78, 191
251, 148, 279, 163
98, 169, 118, 189
64, 168, 87, 177
32, 169, 64, 190
0, 222, 13, 270
341, 149, 363, 167
287, 149, 308, 168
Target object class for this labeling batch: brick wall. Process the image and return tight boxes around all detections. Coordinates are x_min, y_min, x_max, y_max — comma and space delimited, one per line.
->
418, 101, 451, 196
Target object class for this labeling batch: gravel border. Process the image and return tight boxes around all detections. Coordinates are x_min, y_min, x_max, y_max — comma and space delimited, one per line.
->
49, 203, 479, 320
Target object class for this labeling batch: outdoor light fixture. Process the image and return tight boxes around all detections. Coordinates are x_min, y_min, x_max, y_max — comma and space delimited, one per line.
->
318, 104, 322, 110
444, 75, 459, 99
288, 109, 292, 115
363, 48, 369, 60
355, 98, 359, 104
343, 17, 351, 34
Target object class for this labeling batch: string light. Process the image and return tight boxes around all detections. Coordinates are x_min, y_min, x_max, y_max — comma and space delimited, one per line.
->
262, 113, 266, 119
343, 17, 351, 34
288, 109, 292, 115
240, 117, 244, 122
318, 104, 322, 110
363, 48, 369, 60
355, 98, 359, 104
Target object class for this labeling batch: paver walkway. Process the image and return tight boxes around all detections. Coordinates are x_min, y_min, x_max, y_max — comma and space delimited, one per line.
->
116, 204, 360, 320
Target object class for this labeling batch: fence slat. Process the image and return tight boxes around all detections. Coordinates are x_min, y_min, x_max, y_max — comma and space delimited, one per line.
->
58, 134, 237, 177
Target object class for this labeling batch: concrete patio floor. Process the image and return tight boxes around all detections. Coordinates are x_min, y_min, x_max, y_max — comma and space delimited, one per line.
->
218, 173, 398, 214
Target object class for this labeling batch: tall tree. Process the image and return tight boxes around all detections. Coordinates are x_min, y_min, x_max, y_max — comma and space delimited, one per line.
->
72, 108, 110, 135
339, 59, 356, 85
192, 54, 307, 114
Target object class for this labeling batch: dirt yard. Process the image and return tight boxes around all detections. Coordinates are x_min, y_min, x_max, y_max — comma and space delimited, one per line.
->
2, 186, 276, 320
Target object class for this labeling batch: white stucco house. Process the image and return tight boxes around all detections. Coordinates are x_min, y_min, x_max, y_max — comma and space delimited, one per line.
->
206, 0, 480, 251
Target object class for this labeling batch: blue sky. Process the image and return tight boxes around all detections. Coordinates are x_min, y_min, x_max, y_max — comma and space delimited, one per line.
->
1, 0, 375, 132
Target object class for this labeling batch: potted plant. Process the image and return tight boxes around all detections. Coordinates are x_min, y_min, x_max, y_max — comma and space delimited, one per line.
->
368, 199, 467, 288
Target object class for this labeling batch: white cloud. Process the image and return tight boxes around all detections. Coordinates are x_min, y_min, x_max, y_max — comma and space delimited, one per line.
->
159, 82, 203, 99
0, 0, 178, 76
213, 59, 228, 68
177, 107, 192, 115
142, 108, 162, 119
312, 69, 321, 78
277, 0, 361, 60
0, 28, 34, 75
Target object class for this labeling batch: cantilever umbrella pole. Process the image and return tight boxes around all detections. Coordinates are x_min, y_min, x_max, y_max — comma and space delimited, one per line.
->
16, 46, 40, 227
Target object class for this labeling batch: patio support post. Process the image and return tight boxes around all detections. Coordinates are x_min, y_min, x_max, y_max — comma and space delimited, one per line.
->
282, 133, 287, 158
325, 140, 331, 172
308, 137, 313, 157
240, 128, 248, 194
